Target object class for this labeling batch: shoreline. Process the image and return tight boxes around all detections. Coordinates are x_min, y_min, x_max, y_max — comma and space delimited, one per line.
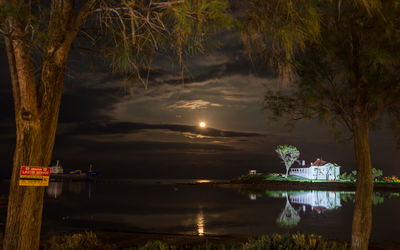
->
206, 181, 400, 191
2, 177, 400, 191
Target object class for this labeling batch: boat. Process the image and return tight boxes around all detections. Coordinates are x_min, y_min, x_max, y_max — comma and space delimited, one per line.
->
69, 169, 86, 177
49, 161, 99, 180
68, 165, 99, 177
86, 164, 99, 177
50, 160, 64, 176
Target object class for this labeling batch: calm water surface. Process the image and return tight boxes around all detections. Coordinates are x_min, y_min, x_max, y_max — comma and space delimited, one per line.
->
1, 180, 400, 242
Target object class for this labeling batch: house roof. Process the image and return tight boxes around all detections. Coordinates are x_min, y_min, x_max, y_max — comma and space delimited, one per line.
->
312, 159, 328, 166
292, 162, 311, 168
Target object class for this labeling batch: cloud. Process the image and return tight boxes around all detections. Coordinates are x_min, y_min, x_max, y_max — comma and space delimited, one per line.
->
167, 100, 222, 110
57, 36, 278, 128
106, 73, 276, 127
69, 121, 264, 138
190, 52, 230, 67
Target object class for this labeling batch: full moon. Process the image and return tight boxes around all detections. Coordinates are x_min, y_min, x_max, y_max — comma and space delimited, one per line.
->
199, 121, 206, 128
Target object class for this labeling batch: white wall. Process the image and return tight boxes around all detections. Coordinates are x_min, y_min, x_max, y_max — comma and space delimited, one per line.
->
289, 164, 340, 180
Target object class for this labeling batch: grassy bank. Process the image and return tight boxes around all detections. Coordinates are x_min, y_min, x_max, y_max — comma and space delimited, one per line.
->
232, 173, 355, 184
227, 173, 400, 191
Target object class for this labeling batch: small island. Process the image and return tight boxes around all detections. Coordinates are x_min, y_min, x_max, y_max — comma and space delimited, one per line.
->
228, 145, 400, 191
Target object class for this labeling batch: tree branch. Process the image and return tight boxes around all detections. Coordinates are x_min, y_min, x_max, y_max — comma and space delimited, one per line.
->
45, 0, 75, 55
66, 0, 100, 45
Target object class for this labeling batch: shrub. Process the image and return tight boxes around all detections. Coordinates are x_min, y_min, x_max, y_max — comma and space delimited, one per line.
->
372, 168, 383, 182
135, 241, 176, 250
340, 172, 356, 182
341, 168, 384, 182
242, 233, 347, 250
383, 176, 400, 183
192, 241, 237, 250
43, 232, 117, 250
43, 232, 347, 250
132, 234, 347, 250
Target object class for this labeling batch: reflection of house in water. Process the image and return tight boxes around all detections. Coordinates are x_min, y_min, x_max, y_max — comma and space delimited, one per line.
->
288, 191, 341, 213
47, 182, 97, 199
261, 190, 343, 227
47, 182, 63, 199
68, 182, 85, 194
261, 190, 344, 227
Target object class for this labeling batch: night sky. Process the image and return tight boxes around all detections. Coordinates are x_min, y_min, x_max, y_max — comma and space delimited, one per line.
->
1, 32, 399, 179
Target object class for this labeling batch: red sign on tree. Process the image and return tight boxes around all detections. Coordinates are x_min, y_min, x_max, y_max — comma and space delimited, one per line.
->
19, 166, 50, 186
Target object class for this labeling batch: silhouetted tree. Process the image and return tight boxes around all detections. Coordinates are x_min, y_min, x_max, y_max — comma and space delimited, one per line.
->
0, 1, 231, 249
242, 1, 400, 249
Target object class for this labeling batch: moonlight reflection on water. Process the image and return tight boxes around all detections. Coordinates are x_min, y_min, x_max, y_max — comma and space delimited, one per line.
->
197, 207, 205, 236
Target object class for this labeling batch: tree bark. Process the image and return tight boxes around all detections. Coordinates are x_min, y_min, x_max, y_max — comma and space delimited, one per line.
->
4, 126, 46, 250
351, 113, 373, 250
3, 39, 70, 250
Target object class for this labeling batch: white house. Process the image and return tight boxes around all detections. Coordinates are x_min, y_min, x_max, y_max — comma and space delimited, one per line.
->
288, 159, 340, 180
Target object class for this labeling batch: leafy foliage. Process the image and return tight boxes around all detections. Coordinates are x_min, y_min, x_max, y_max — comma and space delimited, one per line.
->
0, 0, 233, 89
383, 176, 400, 183
240, 0, 321, 80
247, 10, 400, 246
252, 1, 400, 141
42, 232, 117, 250
100, 0, 233, 87
275, 145, 300, 177
242, 233, 347, 250
372, 168, 383, 182
340, 168, 383, 182
340, 171, 357, 182
127, 233, 347, 250
134, 240, 176, 250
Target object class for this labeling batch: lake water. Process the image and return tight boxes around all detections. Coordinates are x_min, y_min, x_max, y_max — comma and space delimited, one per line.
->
1, 180, 400, 243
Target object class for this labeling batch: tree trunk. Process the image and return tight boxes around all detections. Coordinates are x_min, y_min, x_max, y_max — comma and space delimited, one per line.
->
2, 1, 96, 248
3, 38, 69, 250
351, 114, 373, 250
4, 127, 47, 250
